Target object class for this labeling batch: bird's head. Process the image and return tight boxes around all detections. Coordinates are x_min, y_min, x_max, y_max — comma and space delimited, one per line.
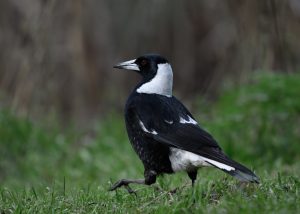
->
114, 54, 173, 97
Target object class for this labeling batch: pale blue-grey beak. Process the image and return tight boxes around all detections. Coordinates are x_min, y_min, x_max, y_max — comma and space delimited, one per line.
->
113, 59, 140, 71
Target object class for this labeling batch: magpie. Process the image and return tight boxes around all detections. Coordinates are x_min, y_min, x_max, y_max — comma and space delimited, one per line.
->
110, 54, 259, 193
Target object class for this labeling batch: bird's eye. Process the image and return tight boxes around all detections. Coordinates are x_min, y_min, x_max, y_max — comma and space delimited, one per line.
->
141, 59, 148, 66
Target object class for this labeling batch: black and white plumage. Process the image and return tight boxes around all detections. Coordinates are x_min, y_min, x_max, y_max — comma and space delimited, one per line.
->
110, 54, 259, 193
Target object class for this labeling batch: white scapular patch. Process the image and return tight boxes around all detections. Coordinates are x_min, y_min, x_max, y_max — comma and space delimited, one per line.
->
139, 120, 158, 135
169, 148, 235, 172
137, 63, 173, 97
179, 115, 197, 125
164, 120, 173, 124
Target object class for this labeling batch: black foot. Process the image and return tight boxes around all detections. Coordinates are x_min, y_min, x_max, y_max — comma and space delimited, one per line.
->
109, 179, 127, 191
109, 171, 157, 194
124, 185, 136, 195
109, 178, 144, 194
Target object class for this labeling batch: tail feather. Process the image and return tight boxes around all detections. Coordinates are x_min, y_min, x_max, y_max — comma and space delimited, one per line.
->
225, 168, 259, 183
200, 149, 260, 183
206, 158, 259, 183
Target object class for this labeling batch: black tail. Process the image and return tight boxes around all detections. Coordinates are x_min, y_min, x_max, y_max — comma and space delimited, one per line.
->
219, 159, 260, 183
200, 148, 260, 183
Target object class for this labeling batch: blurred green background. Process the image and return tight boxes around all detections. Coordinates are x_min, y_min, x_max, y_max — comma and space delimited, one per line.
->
0, 1, 299, 212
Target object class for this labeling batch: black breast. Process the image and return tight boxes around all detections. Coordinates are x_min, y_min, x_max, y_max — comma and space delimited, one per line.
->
125, 96, 173, 174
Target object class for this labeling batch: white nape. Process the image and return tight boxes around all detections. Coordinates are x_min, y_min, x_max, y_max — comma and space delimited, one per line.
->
139, 120, 158, 135
179, 115, 197, 125
169, 148, 235, 172
137, 63, 173, 97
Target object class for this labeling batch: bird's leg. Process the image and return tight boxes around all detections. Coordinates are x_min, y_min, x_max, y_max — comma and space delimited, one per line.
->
109, 170, 157, 194
187, 170, 198, 203
109, 178, 144, 194
187, 170, 198, 187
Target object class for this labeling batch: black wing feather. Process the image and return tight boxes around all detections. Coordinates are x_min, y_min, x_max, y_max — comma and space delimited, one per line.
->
128, 94, 259, 183
131, 94, 221, 150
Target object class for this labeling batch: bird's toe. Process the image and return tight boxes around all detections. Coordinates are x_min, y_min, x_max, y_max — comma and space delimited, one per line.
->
109, 179, 125, 191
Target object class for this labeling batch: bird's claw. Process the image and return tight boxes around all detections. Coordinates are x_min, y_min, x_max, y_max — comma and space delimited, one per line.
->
109, 179, 137, 195
109, 180, 124, 191
124, 185, 137, 196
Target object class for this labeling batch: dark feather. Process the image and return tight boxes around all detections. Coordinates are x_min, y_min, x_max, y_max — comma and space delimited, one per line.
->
127, 93, 259, 183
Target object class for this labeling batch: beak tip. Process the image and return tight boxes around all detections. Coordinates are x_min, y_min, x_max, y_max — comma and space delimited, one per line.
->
113, 59, 139, 71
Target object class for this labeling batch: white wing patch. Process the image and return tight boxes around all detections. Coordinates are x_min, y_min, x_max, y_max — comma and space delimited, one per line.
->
179, 115, 197, 125
164, 120, 173, 124
139, 120, 158, 135
169, 148, 235, 172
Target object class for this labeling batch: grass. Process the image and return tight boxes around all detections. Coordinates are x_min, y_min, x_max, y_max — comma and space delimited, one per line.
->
0, 174, 299, 213
0, 73, 300, 213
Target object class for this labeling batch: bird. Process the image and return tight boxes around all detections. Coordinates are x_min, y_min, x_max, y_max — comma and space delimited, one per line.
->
110, 54, 259, 193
